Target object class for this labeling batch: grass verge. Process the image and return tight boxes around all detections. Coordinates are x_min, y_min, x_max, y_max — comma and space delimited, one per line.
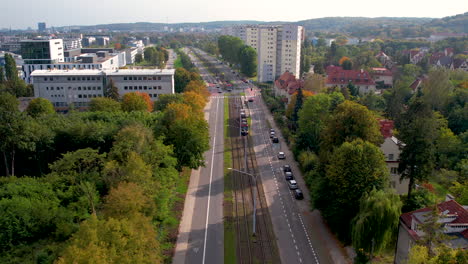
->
174, 56, 183, 68
223, 96, 236, 264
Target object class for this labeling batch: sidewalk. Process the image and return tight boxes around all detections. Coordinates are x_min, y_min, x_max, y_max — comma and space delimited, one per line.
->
249, 87, 352, 264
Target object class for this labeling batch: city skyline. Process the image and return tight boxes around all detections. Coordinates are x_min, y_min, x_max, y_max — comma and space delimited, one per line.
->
2, 0, 467, 29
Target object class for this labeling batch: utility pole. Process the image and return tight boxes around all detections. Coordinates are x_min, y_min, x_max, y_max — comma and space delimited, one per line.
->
228, 168, 257, 237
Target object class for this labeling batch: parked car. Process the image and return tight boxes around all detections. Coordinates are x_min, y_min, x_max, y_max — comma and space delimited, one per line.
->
283, 164, 291, 172
248, 97, 254, 102
294, 189, 304, 200
270, 131, 275, 138
241, 113, 247, 118
241, 129, 248, 136
288, 180, 298, 190
278, 152, 285, 159
272, 137, 279, 143
270, 128, 275, 133
284, 171, 294, 181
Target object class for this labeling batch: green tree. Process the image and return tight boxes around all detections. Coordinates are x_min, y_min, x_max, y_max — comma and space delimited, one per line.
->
291, 88, 304, 130
342, 59, 353, 70
121, 92, 148, 112
0, 67, 5, 84
56, 214, 161, 264
89, 97, 121, 112
135, 53, 143, 64
239, 45, 257, 77
4, 54, 19, 82
174, 67, 192, 93
347, 82, 359, 96
321, 100, 383, 153
397, 99, 440, 201
104, 78, 119, 101
26, 97, 55, 118
352, 189, 402, 256
153, 94, 184, 112
422, 68, 453, 111
318, 139, 389, 240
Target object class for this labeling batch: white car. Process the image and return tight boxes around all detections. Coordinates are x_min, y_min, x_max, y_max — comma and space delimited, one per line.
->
288, 180, 298, 190
278, 152, 285, 159
270, 131, 275, 138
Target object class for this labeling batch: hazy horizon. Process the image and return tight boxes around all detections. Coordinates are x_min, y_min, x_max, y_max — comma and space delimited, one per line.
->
2, 0, 467, 29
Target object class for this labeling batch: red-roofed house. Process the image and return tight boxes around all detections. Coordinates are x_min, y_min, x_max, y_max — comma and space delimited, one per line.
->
395, 200, 468, 264
379, 120, 409, 195
371, 67, 393, 89
325, 66, 376, 95
274, 71, 304, 102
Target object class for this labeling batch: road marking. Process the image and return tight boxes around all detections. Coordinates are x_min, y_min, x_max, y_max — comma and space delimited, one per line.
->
201, 97, 220, 264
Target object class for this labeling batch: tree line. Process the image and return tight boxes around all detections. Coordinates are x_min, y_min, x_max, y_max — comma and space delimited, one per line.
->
0, 50, 211, 263
261, 66, 467, 262
217, 35, 257, 77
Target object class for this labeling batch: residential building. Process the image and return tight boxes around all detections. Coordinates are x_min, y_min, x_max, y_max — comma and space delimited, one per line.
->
371, 67, 393, 88
63, 38, 82, 50
379, 120, 409, 194
395, 199, 468, 264
325, 65, 376, 94
31, 68, 175, 108
274, 71, 304, 102
125, 48, 139, 64
428, 33, 468, 42
96, 37, 110, 46
82, 37, 96, 47
454, 58, 468, 71
38, 22, 46, 32
227, 24, 303, 82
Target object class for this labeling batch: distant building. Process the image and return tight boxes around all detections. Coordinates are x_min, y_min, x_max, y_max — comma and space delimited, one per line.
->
325, 65, 376, 94
22, 47, 124, 83
371, 67, 393, 89
38, 22, 46, 32
31, 68, 175, 109
429, 33, 468, 42
125, 48, 139, 64
82, 37, 96, 47
226, 24, 304, 82
96, 37, 110, 46
20, 38, 64, 65
274, 71, 304, 102
395, 199, 468, 264
379, 120, 409, 194
63, 38, 82, 50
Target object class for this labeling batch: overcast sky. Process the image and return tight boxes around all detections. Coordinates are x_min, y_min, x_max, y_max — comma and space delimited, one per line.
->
2, 0, 467, 29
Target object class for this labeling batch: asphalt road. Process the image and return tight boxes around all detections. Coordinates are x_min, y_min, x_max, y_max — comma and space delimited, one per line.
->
193, 48, 339, 264
172, 48, 224, 264
165, 49, 177, 69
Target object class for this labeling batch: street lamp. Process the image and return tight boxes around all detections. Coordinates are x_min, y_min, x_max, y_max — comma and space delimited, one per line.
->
227, 167, 257, 237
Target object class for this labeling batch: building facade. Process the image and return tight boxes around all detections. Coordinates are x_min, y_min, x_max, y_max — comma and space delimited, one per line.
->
227, 24, 303, 82
20, 38, 64, 65
325, 65, 376, 95
31, 69, 175, 108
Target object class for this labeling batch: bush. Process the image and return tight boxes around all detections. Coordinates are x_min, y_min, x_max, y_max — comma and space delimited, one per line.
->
401, 188, 436, 212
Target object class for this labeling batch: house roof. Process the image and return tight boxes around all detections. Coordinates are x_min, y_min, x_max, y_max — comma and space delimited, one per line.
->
400, 200, 468, 240
275, 71, 304, 94
326, 66, 375, 86
379, 119, 394, 138
371, 67, 393, 76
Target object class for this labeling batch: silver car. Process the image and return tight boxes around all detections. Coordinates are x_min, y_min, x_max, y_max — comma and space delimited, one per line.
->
288, 180, 298, 190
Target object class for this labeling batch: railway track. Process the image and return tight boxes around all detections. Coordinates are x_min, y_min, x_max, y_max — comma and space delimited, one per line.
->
229, 96, 279, 264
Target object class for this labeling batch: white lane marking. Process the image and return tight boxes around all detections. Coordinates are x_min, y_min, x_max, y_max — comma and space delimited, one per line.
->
202, 97, 220, 264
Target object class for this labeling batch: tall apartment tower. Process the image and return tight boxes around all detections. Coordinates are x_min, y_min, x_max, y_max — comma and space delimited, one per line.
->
38, 22, 46, 32
228, 24, 303, 82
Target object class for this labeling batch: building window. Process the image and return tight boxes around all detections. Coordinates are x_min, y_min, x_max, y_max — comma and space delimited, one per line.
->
158, 76, 161, 80
143, 77, 147, 80
139, 86, 142, 90
78, 94, 82, 98
389, 154, 394, 160
124, 86, 128, 90
129, 77, 133, 81
391, 167, 398, 174
124, 77, 127, 80
144, 86, 147, 90
138, 77, 142, 81
44, 77, 48, 81
98, 86, 101, 90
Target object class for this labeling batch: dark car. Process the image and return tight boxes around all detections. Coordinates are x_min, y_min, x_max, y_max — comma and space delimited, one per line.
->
294, 189, 304, 200
241, 128, 248, 136
248, 97, 254, 102
284, 171, 294, 181
272, 137, 279, 143
283, 164, 291, 172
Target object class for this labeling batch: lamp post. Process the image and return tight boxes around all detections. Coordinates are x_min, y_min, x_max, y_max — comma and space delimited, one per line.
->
228, 167, 257, 237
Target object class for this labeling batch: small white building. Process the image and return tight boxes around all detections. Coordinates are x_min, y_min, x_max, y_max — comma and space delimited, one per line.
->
31, 68, 175, 108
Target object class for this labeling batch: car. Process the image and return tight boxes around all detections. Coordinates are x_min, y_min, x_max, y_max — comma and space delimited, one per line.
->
294, 189, 304, 200
278, 152, 285, 159
272, 137, 279, 143
283, 164, 291, 172
241, 112, 247, 118
284, 171, 294, 181
270, 128, 275, 133
218, 90, 223, 93
288, 180, 298, 190
248, 97, 254, 102
241, 128, 248, 136
227, 88, 232, 92
270, 131, 275, 138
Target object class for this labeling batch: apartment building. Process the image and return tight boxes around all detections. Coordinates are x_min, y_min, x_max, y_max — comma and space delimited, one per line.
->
20, 38, 64, 65
227, 24, 303, 82
31, 69, 175, 108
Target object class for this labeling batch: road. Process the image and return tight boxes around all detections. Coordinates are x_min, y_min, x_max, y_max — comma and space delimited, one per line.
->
172, 48, 224, 264
193, 48, 349, 264
165, 49, 177, 69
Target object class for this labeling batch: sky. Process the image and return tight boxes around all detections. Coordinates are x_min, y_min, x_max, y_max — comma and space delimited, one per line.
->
2, 0, 467, 29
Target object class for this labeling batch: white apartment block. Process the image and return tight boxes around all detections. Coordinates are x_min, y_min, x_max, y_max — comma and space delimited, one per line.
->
228, 24, 303, 82
31, 69, 175, 108
20, 38, 65, 64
